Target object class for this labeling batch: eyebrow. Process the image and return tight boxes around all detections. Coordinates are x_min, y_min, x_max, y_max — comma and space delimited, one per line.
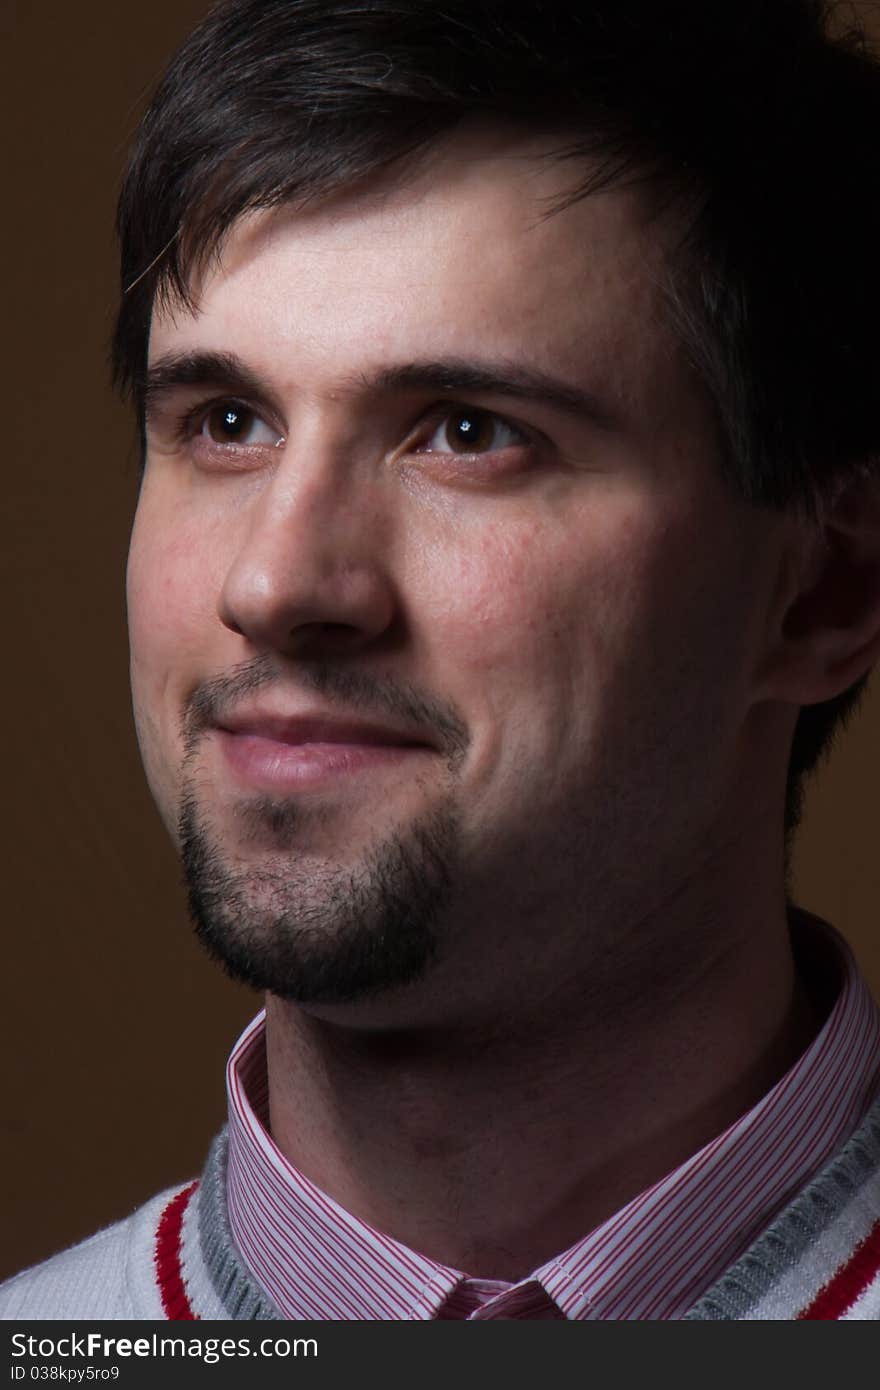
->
366, 360, 615, 429
143, 351, 269, 413
143, 349, 615, 429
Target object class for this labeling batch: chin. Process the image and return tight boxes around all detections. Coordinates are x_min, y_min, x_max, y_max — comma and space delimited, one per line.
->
177, 782, 462, 1005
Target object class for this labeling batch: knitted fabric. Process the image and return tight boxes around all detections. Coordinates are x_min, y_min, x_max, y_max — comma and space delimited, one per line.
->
3, 1097, 880, 1321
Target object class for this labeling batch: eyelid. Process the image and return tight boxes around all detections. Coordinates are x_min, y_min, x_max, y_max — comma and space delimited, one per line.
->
156, 392, 538, 459
173, 394, 284, 447
403, 402, 535, 454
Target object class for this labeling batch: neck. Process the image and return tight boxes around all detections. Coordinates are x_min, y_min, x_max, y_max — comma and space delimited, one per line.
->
263, 862, 823, 1281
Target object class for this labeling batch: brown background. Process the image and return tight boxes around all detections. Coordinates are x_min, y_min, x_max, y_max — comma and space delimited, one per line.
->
2, 1, 879, 1282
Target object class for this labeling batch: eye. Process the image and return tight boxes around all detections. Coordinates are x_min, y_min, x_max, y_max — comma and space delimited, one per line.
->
199, 401, 283, 448
417, 408, 527, 455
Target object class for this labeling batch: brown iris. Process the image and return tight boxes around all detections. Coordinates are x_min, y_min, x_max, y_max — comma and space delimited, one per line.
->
205, 403, 254, 443
444, 410, 497, 453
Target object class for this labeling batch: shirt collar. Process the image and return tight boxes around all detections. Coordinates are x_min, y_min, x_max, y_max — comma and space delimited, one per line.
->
225, 913, 880, 1319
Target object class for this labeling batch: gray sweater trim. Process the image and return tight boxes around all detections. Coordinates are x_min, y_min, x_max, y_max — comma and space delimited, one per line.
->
198, 1129, 283, 1320
195, 1098, 880, 1321
683, 1097, 880, 1320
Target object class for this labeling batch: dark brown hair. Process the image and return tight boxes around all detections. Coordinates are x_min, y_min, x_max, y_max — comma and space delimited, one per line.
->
113, 0, 880, 843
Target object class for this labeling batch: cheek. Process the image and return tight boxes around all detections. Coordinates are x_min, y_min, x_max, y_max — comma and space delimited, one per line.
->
127, 501, 221, 679
414, 498, 663, 736
126, 498, 226, 810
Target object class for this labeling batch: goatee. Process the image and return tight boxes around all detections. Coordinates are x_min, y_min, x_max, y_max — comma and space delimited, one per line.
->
178, 788, 460, 1004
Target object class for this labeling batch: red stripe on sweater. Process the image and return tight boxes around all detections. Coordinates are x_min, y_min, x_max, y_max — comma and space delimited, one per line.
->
797, 1217, 880, 1319
154, 1182, 200, 1320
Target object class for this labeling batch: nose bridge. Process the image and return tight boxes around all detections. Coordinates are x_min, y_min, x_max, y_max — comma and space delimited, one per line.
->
268, 436, 365, 562
218, 434, 394, 649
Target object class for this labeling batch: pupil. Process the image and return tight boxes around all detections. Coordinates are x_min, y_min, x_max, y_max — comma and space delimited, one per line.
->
207, 403, 251, 442
452, 412, 490, 451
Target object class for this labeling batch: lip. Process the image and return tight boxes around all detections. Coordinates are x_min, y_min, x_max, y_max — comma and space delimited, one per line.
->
213, 712, 434, 791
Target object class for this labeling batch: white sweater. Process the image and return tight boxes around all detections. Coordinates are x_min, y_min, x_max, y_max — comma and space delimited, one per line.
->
3, 1103, 880, 1320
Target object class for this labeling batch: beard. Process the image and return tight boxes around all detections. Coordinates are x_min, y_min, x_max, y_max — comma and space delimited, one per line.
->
178, 784, 461, 1005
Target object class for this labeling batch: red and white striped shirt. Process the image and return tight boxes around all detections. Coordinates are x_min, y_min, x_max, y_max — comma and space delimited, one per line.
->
225, 916, 880, 1319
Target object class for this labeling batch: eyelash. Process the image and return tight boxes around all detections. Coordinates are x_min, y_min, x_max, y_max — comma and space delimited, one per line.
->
173, 398, 280, 449
409, 407, 529, 457
171, 397, 535, 461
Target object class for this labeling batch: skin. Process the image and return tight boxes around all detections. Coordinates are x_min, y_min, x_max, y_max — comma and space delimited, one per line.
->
127, 126, 880, 1279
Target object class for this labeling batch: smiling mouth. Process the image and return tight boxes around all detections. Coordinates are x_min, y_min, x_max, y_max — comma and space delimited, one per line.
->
213, 715, 435, 792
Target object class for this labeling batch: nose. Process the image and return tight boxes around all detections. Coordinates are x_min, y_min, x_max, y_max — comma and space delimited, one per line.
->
218, 452, 397, 657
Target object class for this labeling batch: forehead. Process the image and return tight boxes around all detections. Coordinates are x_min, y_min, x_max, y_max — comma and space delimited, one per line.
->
149, 126, 680, 413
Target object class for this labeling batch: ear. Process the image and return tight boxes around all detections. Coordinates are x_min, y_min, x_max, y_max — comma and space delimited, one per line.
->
755, 472, 880, 706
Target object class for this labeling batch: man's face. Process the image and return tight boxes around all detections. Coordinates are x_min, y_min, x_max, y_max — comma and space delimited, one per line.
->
128, 128, 780, 1026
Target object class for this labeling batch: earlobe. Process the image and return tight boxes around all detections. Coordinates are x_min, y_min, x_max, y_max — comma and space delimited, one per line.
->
755, 474, 880, 707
